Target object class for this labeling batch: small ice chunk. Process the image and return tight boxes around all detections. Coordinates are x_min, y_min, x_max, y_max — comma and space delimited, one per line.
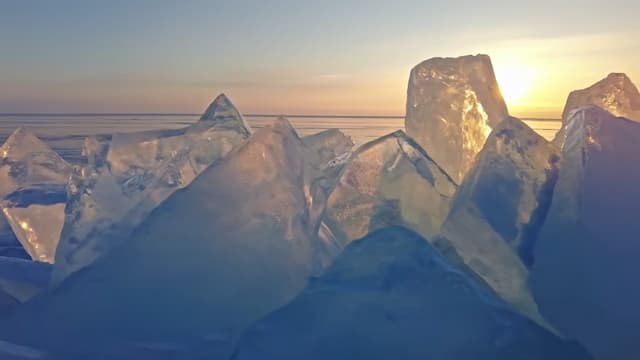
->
52, 94, 251, 284
323, 130, 456, 247
302, 129, 354, 175
233, 227, 592, 360
405, 54, 509, 183
0, 128, 72, 263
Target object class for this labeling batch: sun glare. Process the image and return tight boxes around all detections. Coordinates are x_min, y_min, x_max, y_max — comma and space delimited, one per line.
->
494, 64, 536, 106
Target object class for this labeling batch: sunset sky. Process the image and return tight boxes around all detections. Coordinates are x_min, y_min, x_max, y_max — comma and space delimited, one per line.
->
1, 0, 638, 118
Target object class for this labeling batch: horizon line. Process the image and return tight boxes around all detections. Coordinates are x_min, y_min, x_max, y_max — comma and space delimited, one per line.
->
0, 112, 405, 119
0, 113, 561, 121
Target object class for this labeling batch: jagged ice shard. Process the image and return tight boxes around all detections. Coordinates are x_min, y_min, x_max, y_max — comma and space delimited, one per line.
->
323, 131, 456, 247
405, 54, 509, 183
0, 118, 320, 358
301, 129, 355, 268
52, 94, 251, 284
554, 73, 640, 146
233, 227, 592, 360
0, 128, 72, 263
302, 128, 354, 190
532, 106, 640, 360
438, 117, 560, 329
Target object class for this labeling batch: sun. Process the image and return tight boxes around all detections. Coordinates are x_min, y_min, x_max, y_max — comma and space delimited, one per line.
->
494, 64, 536, 106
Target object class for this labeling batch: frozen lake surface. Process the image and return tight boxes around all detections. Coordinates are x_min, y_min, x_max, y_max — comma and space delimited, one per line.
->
0, 114, 560, 164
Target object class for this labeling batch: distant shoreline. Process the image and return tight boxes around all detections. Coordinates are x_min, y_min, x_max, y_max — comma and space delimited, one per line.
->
0, 113, 560, 121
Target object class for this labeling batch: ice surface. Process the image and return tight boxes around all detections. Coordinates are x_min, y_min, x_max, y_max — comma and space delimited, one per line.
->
405, 54, 509, 183
554, 73, 640, 146
437, 117, 559, 328
0, 256, 51, 302
0, 128, 72, 263
52, 94, 251, 285
0, 340, 46, 360
1, 118, 319, 358
0, 288, 18, 311
532, 106, 640, 359
0, 214, 27, 259
323, 130, 456, 247
232, 227, 592, 360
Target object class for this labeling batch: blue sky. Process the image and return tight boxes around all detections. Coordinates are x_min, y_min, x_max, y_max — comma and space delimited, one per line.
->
1, 0, 639, 116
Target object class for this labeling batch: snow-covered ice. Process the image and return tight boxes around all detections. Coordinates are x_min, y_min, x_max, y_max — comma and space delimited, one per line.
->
405, 54, 509, 183
438, 117, 560, 328
0, 128, 72, 263
532, 106, 640, 360
52, 94, 251, 284
323, 130, 456, 247
233, 227, 592, 360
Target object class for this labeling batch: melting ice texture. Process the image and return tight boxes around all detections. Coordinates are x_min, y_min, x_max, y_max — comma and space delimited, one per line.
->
51, 94, 252, 284
233, 227, 592, 360
0, 128, 72, 263
405, 54, 509, 183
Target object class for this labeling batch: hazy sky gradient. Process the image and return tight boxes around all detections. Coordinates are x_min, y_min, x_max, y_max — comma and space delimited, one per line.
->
1, 0, 639, 117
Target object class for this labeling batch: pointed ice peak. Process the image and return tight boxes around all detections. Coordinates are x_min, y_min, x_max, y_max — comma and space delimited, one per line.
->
256, 116, 299, 141
198, 93, 252, 136
563, 105, 639, 155
0, 128, 71, 263
16, 99, 317, 357
561, 72, 640, 122
601, 72, 636, 89
488, 116, 550, 151
200, 93, 235, 120
323, 130, 456, 248
52, 96, 252, 283
322, 227, 454, 283
493, 115, 531, 131
1, 128, 58, 160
